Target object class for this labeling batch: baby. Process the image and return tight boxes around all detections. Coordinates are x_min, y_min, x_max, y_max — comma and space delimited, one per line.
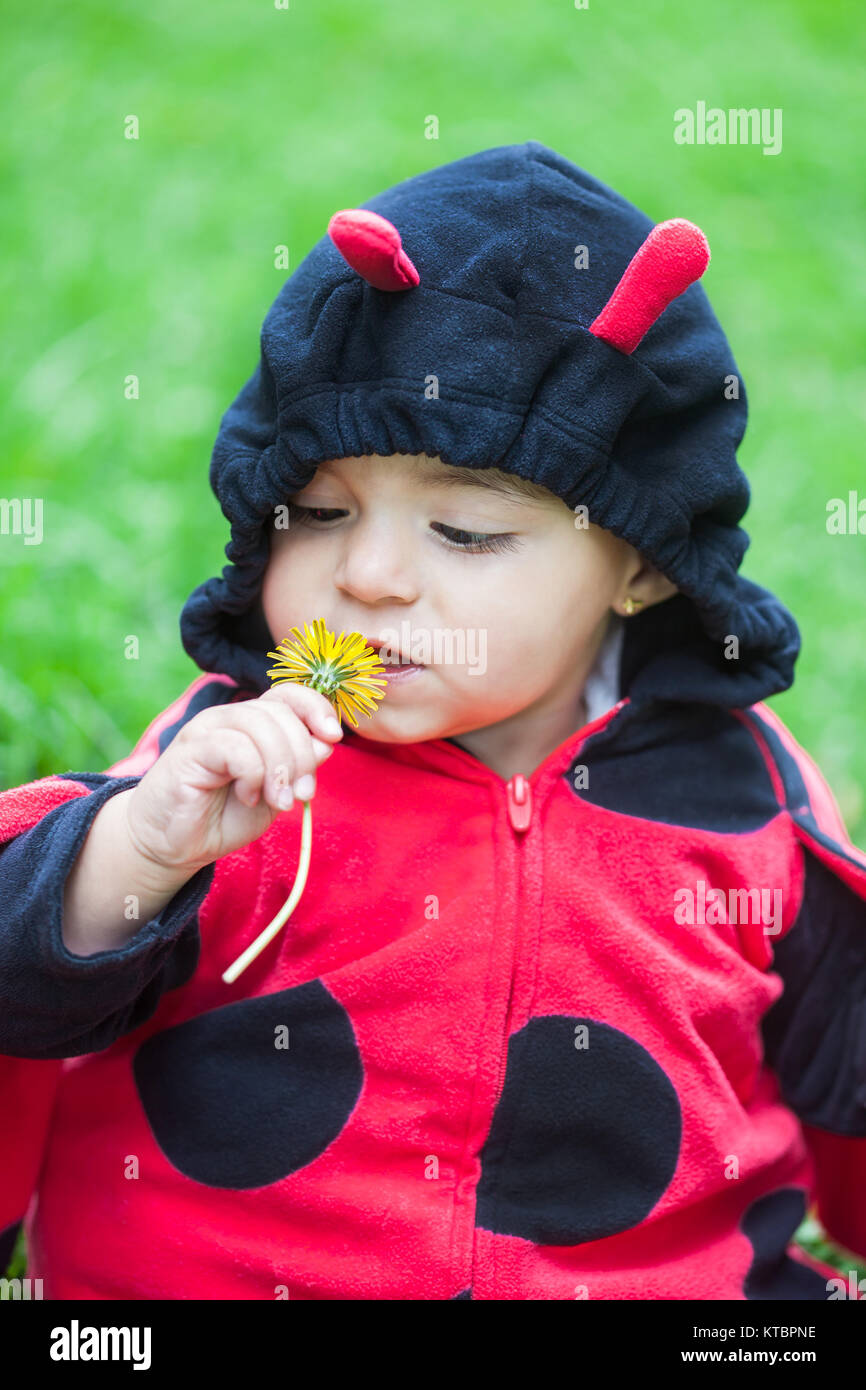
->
60, 450, 676, 963
1, 140, 865, 1302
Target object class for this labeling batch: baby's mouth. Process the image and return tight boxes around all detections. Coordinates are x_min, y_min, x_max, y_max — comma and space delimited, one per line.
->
378, 662, 427, 684
360, 636, 426, 668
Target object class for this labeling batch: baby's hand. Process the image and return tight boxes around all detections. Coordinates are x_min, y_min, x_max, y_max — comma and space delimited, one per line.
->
123, 685, 344, 876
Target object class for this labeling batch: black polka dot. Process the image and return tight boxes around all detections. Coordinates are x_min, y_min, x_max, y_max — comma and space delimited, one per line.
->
741, 1189, 830, 1299
476, 1016, 681, 1245
569, 704, 780, 832
133, 980, 363, 1189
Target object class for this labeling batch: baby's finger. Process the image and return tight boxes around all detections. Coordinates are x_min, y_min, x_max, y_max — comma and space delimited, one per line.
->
253, 701, 326, 806
224, 702, 320, 810
257, 699, 336, 767
259, 682, 344, 742
189, 703, 301, 810
189, 726, 266, 807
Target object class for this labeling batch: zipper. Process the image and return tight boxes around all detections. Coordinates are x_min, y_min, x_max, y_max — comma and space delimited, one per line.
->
470, 710, 628, 1296
493, 774, 533, 1105
504, 773, 532, 831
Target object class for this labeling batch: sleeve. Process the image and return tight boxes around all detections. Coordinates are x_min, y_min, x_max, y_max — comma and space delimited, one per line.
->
745, 702, 866, 1262
0, 774, 215, 1059
0, 672, 246, 1266
0, 673, 243, 1061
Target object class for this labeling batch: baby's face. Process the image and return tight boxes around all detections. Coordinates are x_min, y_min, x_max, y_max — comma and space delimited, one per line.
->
261, 453, 648, 746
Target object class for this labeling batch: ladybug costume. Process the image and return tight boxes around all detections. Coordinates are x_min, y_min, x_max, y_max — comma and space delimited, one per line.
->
1, 141, 865, 1299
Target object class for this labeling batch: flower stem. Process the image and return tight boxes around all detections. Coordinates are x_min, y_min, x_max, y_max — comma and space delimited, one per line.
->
221, 798, 313, 984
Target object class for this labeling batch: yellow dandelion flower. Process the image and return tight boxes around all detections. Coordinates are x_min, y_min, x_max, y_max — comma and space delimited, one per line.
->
222, 620, 388, 984
265, 618, 388, 727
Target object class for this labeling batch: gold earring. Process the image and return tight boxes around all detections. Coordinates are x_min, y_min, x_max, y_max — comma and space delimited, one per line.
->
623, 596, 644, 616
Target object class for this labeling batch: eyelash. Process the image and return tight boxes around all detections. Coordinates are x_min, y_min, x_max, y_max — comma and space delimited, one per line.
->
284, 504, 519, 555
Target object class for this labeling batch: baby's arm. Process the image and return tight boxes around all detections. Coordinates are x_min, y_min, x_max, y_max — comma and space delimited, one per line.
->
0, 777, 216, 1059
0, 683, 343, 1059
61, 787, 198, 956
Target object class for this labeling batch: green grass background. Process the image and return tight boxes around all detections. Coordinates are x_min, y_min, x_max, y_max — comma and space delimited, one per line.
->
2, 0, 865, 1289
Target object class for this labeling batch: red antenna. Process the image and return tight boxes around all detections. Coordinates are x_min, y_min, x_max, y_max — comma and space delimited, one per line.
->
327, 209, 420, 292
589, 219, 710, 354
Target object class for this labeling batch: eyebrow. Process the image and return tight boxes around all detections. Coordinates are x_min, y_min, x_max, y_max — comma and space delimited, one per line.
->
316, 457, 551, 505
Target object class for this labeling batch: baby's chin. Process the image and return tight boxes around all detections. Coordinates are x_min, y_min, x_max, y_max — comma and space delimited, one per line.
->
344, 715, 454, 745
343, 701, 506, 746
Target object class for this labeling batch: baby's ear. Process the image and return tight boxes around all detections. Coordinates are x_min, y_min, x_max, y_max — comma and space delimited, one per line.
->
645, 568, 679, 604
619, 561, 678, 615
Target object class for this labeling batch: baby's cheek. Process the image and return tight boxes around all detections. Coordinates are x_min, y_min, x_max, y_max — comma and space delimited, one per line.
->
259, 550, 302, 636
446, 662, 538, 723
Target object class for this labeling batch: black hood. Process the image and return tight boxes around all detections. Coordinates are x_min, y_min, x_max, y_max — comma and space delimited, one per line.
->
179, 140, 799, 709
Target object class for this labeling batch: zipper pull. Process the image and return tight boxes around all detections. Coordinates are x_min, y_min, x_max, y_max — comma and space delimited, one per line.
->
505, 774, 533, 832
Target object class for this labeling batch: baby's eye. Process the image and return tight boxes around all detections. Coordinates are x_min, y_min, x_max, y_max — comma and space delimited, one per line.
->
285, 504, 518, 555
286, 504, 346, 525
430, 523, 519, 555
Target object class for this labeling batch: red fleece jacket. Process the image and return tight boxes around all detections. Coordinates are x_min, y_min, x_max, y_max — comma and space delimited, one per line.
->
0, 672, 865, 1300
